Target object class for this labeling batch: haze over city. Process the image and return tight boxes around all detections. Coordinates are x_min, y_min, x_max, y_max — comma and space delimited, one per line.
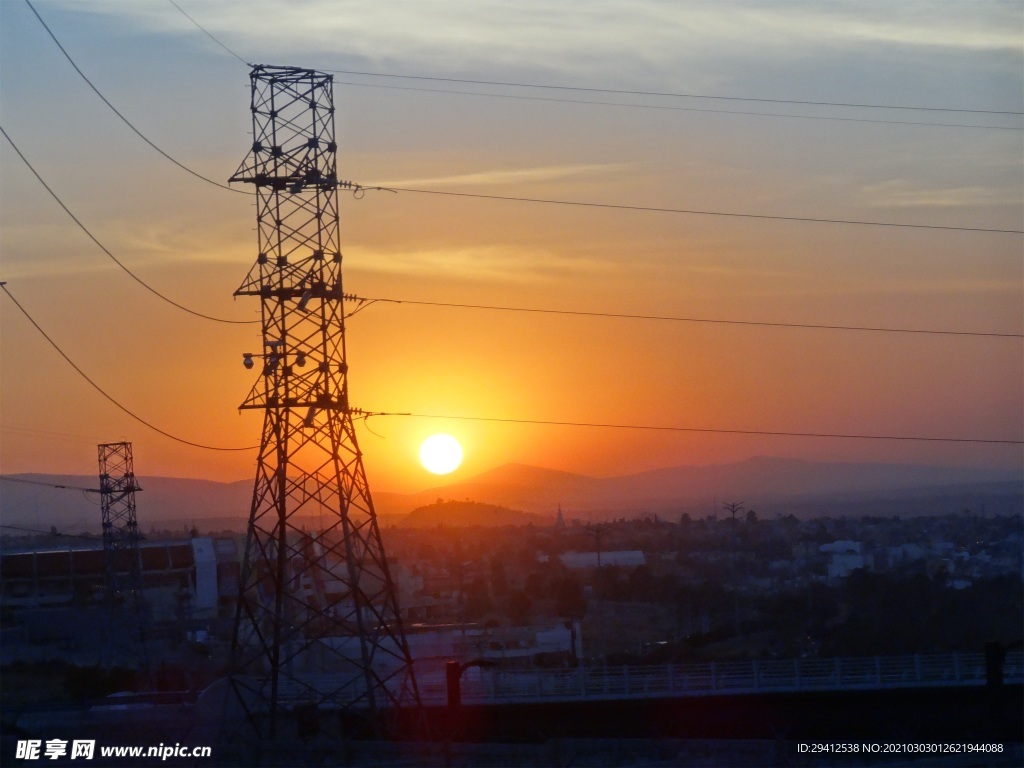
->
1, 1, 1021, 496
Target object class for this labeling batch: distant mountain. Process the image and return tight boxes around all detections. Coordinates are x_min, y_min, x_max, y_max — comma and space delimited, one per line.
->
378, 457, 1023, 520
0, 474, 252, 535
593, 456, 1020, 508
399, 500, 550, 528
778, 480, 1024, 519
2, 457, 1020, 533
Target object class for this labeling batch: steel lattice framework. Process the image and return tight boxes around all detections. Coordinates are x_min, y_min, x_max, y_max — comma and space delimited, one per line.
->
98, 441, 141, 597
228, 65, 422, 738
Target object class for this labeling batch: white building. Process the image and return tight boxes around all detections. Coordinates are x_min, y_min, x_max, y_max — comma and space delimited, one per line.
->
820, 541, 867, 579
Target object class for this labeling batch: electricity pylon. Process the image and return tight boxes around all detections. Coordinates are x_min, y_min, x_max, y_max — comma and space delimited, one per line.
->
228, 65, 422, 739
98, 441, 148, 669
98, 441, 141, 599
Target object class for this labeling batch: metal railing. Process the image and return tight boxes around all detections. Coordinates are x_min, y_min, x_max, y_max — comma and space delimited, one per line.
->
413, 651, 1024, 706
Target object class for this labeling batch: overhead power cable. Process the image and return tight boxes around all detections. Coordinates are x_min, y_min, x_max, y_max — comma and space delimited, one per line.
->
163, 1, 1020, 118
359, 296, 1022, 340
24, 0, 248, 196
0, 284, 257, 453
25, 108, 1013, 341
5, 282, 1018, 449
5, 119, 1017, 334
7, 111, 1015, 335
368, 411, 1023, 447
163, 2, 1019, 132
166, 0, 250, 66
385, 187, 1024, 235
336, 81, 1020, 133
0, 126, 257, 326
0, 523, 102, 541
327, 68, 1024, 117
0, 476, 99, 493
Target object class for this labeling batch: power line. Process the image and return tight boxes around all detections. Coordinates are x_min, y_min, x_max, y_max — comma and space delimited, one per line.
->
386, 187, 1024, 235
0, 125, 257, 326
5, 122, 1017, 338
16, 109, 1016, 340
13, 111, 1016, 334
5, 282, 1018, 449
327, 68, 1024, 117
359, 296, 1023, 340
0, 478, 106, 527
0, 476, 99, 493
121, 2, 1024, 243
162, 0, 1021, 119
0, 283, 257, 453
374, 411, 1023, 446
23, 0, 248, 196
166, 0, 250, 66
5, 117, 1014, 341
336, 80, 1021, 133
162, 1, 1019, 132
19, 5, 381, 204
0, 523, 102, 541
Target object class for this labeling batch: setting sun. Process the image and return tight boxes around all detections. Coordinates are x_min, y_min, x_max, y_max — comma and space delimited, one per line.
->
419, 434, 463, 475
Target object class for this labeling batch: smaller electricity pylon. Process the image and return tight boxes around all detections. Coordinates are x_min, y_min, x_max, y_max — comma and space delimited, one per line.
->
98, 441, 148, 666
99, 441, 142, 599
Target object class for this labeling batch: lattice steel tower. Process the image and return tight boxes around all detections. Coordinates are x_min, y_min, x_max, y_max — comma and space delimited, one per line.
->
98, 441, 142, 598
228, 65, 421, 738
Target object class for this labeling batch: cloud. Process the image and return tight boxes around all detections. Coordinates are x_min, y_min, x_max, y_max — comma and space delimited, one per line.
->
860, 180, 1022, 209
50, 1, 1021, 84
368, 163, 629, 189
346, 244, 614, 283
737, 3, 1021, 52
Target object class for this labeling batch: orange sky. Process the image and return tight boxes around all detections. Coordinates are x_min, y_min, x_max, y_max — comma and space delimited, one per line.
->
1, 2, 1021, 494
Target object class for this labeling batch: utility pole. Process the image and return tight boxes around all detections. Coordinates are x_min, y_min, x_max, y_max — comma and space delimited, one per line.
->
722, 501, 743, 637
228, 65, 422, 739
586, 523, 605, 666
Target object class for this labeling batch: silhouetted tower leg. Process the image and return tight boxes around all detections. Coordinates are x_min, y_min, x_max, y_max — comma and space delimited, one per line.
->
228, 65, 422, 739
98, 441, 142, 600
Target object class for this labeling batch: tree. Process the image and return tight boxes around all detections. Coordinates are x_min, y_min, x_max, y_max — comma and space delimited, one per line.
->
507, 589, 532, 625
524, 571, 546, 598
627, 565, 656, 602
464, 579, 493, 620
555, 577, 586, 619
490, 557, 509, 597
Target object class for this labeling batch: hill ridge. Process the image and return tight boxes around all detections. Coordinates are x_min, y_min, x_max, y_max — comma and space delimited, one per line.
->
2, 457, 1019, 531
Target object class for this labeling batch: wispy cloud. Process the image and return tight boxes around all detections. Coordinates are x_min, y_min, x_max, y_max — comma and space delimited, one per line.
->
369, 163, 629, 189
738, 4, 1021, 52
346, 244, 614, 283
51, 1, 1021, 83
860, 180, 1022, 209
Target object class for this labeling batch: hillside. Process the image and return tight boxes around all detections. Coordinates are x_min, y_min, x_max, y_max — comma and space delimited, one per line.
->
2, 457, 1020, 533
399, 499, 550, 528
385, 456, 1022, 518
